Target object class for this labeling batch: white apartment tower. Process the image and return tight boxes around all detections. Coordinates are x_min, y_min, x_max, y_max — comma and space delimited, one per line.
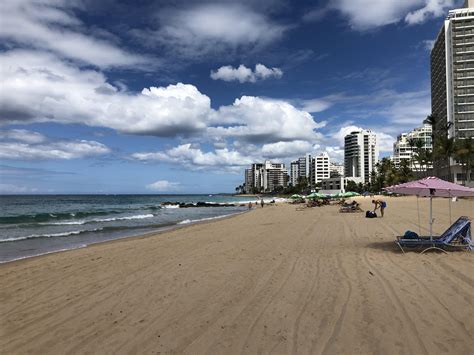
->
330, 162, 345, 177
289, 161, 299, 186
344, 129, 379, 184
392, 123, 433, 171
431, 0, 474, 184
312, 152, 331, 184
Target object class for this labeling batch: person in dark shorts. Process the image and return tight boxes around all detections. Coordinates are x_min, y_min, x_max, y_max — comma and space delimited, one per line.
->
372, 199, 387, 217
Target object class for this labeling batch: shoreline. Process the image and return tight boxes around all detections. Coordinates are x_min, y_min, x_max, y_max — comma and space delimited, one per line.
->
0, 209, 250, 266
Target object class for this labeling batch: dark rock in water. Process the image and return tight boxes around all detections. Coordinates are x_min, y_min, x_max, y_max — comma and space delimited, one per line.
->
161, 201, 236, 208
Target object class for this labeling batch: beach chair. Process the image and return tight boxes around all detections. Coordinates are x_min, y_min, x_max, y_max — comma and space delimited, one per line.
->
395, 216, 473, 253
339, 205, 363, 213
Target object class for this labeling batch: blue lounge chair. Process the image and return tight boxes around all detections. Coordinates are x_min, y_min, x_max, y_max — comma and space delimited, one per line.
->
396, 216, 473, 253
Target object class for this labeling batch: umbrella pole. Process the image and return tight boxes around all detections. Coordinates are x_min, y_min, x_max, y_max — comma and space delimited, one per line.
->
429, 195, 433, 242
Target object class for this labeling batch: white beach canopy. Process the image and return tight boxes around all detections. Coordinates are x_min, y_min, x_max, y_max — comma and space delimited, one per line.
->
385, 176, 474, 239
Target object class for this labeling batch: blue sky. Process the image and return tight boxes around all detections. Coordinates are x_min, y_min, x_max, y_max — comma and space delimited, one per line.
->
0, 0, 465, 194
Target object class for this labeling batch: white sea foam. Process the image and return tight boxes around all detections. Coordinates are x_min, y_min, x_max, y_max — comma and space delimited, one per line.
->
0, 228, 104, 243
162, 204, 180, 209
42, 214, 155, 226
177, 213, 238, 225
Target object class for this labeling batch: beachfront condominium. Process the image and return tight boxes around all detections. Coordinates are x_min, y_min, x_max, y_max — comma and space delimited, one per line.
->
392, 123, 433, 171
289, 154, 312, 186
244, 161, 288, 193
289, 152, 331, 186
312, 152, 331, 184
329, 161, 345, 177
344, 129, 379, 184
431, 0, 474, 183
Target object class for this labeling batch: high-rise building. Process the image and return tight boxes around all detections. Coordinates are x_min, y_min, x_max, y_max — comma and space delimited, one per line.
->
344, 129, 379, 184
329, 162, 345, 177
312, 152, 331, 184
244, 161, 288, 193
290, 154, 313, 187
392, 123, 433, 171
431, 0, 474, 183
289, 161, 299, 186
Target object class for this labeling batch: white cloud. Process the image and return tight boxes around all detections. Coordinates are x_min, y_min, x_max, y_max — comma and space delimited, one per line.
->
0, 129, 46, 144
421, 39, 436, 51
146, 180, 180, 192
405, 0, 457, 25
1, 50, 322, 143
331, 0, 455, 30
0, 130, 110, 160
131, 139, 331, 172
211, 64, 283, 83
135, 4, 287, 58
132, 144, 254, 171
0, 50, 211, 136
260, 140, 313, 158
0, 0, 150, 69
299, 99, 333, 113
209, 96, 325, 143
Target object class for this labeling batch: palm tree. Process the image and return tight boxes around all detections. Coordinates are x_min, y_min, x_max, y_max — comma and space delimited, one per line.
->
436, 136, 455, 181
454, 137, 474, 185
414, 138, 425, 173
407, 137, 417, 171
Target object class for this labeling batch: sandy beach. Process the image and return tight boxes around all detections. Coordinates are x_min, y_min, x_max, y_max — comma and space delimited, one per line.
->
1, 196, 473, 354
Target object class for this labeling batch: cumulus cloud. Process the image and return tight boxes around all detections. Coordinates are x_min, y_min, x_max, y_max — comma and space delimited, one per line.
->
132, 139, 329, 172
133, 144, 254, 171
260, 140, 313, 158
211, 64, 283, 83
133, 3, 287, 58
0, 0, 150, 68
146, 180, 180, 192
1, 50, 324, 143
0, 50, 211, 136
331, 0, 455, 30
0, 129, 110, 160
209, 96, 325, 143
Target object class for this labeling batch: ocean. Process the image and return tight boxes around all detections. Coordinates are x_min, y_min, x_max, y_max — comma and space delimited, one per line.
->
0, 194, 265, 263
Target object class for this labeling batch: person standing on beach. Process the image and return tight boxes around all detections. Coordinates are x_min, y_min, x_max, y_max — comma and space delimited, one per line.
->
372, 199, 387, 217
260, 199, 264, 208
248, 202, 252, 210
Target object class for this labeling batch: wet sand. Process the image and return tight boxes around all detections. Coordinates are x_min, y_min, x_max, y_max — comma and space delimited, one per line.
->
1, 196, 473, 354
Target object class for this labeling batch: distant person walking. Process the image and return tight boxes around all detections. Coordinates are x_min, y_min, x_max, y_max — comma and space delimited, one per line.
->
248, 202, 252, 210
372, 199, 387, 218
260, 199, 264, 208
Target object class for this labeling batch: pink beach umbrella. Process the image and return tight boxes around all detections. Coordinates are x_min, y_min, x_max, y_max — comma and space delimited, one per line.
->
385, 177, 474, 240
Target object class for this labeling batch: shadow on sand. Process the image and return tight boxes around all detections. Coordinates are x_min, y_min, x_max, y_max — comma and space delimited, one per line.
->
366, 241, 401, 253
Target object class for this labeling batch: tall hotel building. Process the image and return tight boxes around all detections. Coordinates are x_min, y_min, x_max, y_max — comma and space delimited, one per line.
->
431, 0, 474, 183
344, 129, 378, 184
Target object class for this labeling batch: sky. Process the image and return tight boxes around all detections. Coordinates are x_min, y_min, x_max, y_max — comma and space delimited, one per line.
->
0, 0, 465, 194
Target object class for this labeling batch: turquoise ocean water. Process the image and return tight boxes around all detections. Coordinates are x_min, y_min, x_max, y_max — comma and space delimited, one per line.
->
0, 194, 257, 263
